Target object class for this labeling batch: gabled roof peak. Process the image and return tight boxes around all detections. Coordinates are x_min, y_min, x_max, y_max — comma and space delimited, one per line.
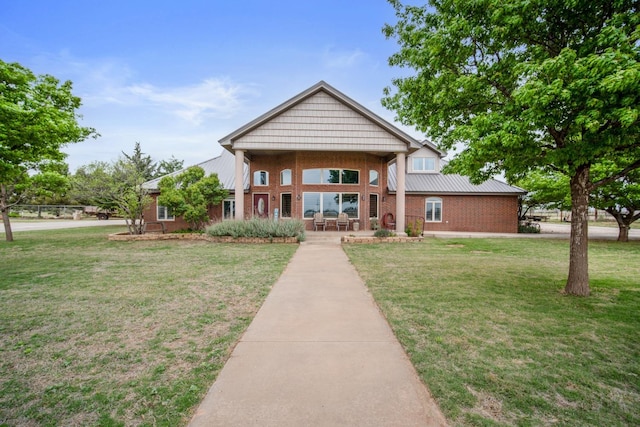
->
218, 81, 434, 155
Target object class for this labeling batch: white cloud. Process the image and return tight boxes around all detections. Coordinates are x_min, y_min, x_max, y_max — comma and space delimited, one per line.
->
322, 46, 366, 69
126, 79, 250, 124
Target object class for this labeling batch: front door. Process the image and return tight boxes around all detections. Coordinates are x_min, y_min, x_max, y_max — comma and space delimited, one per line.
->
253, 193, 269, 218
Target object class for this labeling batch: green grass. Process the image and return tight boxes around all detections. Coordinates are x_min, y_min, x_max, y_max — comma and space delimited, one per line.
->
344, 238, 640, 426
0, 227, 298, 426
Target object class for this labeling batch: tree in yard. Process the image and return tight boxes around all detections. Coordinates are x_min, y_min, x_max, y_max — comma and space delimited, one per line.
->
121, 142, 157, 181
382, 0, 640, 296
514, 169, 570, 220
590, 159, 640, 242
0, 60, 98, 241
157, 166, 228, 231
155, 155, 184, 178
72, 159, 151, 235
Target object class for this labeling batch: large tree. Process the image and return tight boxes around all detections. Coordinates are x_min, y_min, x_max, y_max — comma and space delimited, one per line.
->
383, 0, 640, 296
1, 60, 97, 241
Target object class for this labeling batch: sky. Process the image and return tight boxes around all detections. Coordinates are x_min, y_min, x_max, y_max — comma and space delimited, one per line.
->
1, 0, 425, 173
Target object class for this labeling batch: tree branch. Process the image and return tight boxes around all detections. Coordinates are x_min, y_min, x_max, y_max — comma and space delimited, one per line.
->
591, 158, 640, 190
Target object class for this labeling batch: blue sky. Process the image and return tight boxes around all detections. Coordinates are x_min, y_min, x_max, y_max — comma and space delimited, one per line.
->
1, 0, 423, 172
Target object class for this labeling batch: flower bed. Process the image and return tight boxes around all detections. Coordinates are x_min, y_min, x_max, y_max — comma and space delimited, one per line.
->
108, 232, 298, 243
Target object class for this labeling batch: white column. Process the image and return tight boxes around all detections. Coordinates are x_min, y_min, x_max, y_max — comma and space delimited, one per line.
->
235, 150, 245, 220
395, 152, 406, 235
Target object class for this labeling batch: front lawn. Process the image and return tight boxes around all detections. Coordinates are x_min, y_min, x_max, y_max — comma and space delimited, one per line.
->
0, 227, 297, 426
344, 238, 640, 426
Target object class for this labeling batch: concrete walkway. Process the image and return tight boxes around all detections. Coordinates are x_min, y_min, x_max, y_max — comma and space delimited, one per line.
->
188, 238, 447, 426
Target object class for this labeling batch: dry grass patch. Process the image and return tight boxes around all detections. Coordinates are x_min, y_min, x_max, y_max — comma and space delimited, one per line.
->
0, 227, 297, 426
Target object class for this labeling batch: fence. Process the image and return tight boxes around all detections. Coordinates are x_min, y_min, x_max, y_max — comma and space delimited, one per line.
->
11, 205, 86, 219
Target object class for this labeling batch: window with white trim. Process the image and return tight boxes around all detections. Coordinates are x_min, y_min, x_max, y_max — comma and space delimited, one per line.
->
280, 193, 292, 218
157, 205, 174, 221
253, 170, 268, 186
223, 199, 235, 220
412, 157, 436, 172
369, 170, 379, 186
303, 192, 359, 219
425, 197, 442, 222
302, 168, 359, 184
280, 169, 291, 186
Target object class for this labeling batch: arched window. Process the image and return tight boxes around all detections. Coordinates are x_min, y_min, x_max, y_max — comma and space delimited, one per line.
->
425, 197, 442, 222
253, 170, 268, 186
280, 169, 291, 186
369, 170, 379, 186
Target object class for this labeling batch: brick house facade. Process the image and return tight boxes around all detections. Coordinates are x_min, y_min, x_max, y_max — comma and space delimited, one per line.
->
143, 81, 525, 234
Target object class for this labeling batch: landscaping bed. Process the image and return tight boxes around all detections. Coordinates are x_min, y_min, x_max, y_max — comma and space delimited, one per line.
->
108, 232, 299, 243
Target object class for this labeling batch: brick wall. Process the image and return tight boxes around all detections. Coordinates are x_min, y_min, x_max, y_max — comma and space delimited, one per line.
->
405, 194, 519, 233
248, 152, 387, 230
147, 152, 520, 234
144, 194, 224, 233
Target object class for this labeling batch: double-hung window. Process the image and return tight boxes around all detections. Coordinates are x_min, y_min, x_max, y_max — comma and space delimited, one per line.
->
425, 197, 442, 222
157, 205, 174, 221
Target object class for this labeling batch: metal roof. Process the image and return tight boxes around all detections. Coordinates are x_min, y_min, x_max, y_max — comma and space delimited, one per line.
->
388, 163, 526, 195
142, 150, 248, 192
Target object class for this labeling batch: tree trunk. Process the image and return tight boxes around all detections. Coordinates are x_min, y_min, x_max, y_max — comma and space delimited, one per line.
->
1, 208, 14, 242
617, 224, 629, 242
565, 165, 590, 296
1, 184, 15, 242
606, 210, 631, 242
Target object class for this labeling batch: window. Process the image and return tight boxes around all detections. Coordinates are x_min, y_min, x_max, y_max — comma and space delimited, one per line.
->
342, 170, 359, 184
303, 192, 359, 218
157, 205, 174, 221
280, 169, 291, 186
253, 170, 268, 186
369, 170, 379, 186
425, 197, 442, 222
223, 199, 235, 220
302, 168, 359, 184
281, 193, 292, 218
412, 157, 436, 172
369, 194, 379, 219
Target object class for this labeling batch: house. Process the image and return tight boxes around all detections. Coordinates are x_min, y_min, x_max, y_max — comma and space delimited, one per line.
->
142, 81, 525, 233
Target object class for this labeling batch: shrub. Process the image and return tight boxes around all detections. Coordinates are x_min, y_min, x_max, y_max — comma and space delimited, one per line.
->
374, 228, 395, 238
518, 223, 541, 233
206, 218, 306, 241
406, 218, 424, 237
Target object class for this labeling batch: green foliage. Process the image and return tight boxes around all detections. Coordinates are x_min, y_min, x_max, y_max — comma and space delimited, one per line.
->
384, 0, 639, 182
158, 166, 228, 231
155, 156, 184, 178
383, 0, 640, 295
374, 228, 395, 238
405, 217, 424, 237
518, 223, 541, 234
591, 158, 640, 241
71, 149, 153, 235
0, 59, 98, 241
514, 169, 571, 218
206, 218, 306, 240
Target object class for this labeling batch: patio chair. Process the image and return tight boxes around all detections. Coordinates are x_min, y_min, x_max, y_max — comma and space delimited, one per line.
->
336, 212, 350, 231
313, 212, 327, 231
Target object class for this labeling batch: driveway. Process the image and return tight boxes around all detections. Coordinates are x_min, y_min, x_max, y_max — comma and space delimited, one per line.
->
540, 222, 640, 240
1, 219, 128, 233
